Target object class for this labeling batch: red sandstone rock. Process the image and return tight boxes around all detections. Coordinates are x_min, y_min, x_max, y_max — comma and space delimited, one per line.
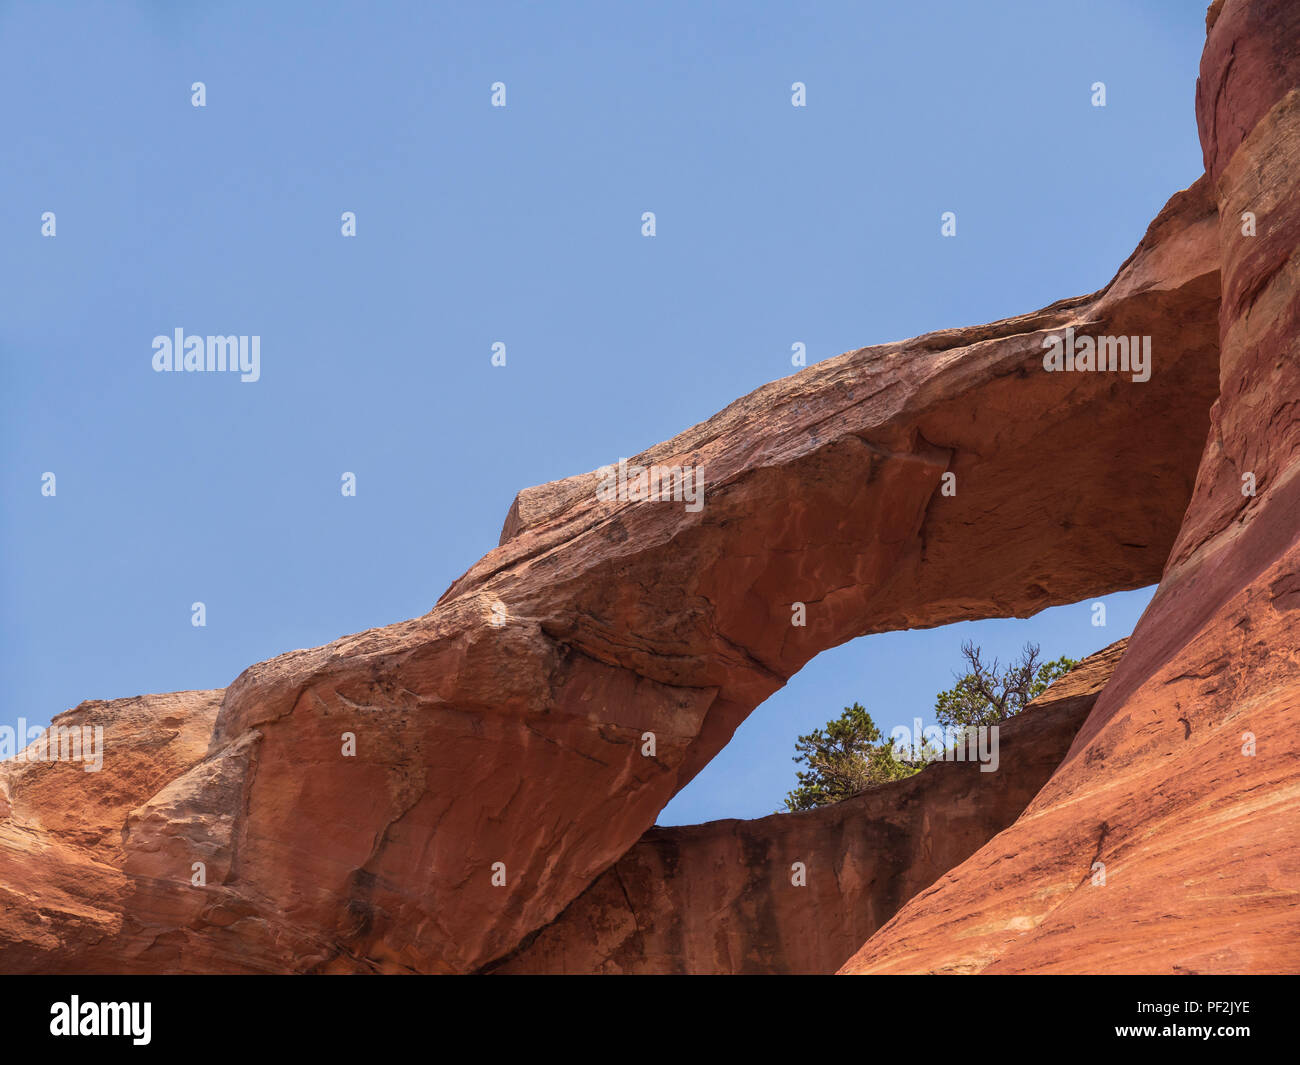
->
0, 167, 1220, 976
0, 170, 1217, 971
70, 176, 1217, 976
0, 691, 221, 971
7, 1, 1297, 978
840, 0, 1300, 975
489, 641, 1125, 974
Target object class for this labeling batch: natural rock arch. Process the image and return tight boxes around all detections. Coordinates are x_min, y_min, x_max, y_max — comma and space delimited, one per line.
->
10, 0, 1300, 978
105, 179, 1218, 973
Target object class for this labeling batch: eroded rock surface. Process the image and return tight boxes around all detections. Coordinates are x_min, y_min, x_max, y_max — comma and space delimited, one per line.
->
5, 1, 1294, 977
0, 691, 222, 972
1, 156, 1221, 976
489, 641, 1126, 974
70, 177, 1218, 975
840, 0, 1300, 975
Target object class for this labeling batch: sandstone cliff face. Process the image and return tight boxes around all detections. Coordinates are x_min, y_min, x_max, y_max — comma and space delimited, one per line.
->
93, 178, 1215, 975
840, 0, 1300, 975
2, 1, 1295, 977
0, 692, 221, 971
490, 641, 1125, 974
0, 169, 1217, 972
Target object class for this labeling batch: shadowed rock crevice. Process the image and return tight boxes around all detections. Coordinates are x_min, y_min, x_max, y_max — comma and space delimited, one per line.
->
484, 641, 1126, 974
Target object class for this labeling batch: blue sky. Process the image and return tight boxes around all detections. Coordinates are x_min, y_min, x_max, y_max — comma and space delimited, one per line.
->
0, 1, 1208, 825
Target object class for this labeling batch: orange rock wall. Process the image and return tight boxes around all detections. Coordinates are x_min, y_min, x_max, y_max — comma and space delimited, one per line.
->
492, 643, 1124, 974
840, 0, 1300, 974
4, 1, 1295, 978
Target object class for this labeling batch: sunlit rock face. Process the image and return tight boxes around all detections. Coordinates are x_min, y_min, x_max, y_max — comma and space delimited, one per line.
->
9, 0, 1300, 978
0, 166, 1218, 972
0, 692, 222, 972
841, 0, 1300, 976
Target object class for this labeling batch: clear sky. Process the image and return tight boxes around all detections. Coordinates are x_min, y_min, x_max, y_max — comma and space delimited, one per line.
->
1, 1, 1208, 825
